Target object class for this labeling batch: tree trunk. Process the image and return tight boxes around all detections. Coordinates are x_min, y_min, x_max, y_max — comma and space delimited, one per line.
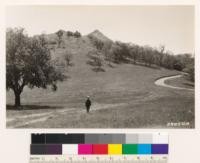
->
14, 93, 21, 107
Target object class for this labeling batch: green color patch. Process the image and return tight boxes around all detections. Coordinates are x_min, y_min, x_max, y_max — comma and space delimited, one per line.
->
122, 144, 138, 154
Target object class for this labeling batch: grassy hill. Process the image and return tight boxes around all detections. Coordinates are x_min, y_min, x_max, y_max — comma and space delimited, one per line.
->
6, 30, 194, 128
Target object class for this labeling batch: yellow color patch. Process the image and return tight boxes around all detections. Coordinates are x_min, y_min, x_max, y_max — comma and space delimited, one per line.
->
108, 144, 122, 155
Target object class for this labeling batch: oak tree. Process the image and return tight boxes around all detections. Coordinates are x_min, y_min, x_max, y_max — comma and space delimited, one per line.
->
6, 28, 65, 107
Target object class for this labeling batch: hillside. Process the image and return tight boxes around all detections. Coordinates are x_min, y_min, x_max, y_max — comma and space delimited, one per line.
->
6, 30, 194, 128
41, 30, 114, 77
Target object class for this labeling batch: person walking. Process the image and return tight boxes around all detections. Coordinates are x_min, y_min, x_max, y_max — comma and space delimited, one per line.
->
85, 96, 91, 113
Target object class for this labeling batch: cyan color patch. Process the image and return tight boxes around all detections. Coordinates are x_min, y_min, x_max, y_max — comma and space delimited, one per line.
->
138, 144, 151, 154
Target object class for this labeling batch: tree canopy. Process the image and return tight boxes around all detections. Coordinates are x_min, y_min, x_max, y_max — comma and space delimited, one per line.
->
6, 28, 66, 107
56, 30, 64, 47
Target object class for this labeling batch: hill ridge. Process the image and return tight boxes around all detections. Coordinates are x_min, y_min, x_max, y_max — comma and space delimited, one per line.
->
87, 29, 112, 42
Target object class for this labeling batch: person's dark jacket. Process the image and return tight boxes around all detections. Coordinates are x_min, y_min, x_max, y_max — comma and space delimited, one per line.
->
85, 99, 91, 108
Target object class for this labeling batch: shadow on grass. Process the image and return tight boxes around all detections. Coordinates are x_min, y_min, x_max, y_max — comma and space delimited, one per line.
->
183, 82, 194, 87
107, 63, 115, 68
92, 67, 105, 72
109, 59, 160, 70
86, 60, 97, 67
135, 62, 160, 70
86, 60, 106, 72
6, 105, 64, 110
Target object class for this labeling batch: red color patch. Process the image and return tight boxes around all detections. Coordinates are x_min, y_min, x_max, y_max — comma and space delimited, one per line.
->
93, 144, 108, 154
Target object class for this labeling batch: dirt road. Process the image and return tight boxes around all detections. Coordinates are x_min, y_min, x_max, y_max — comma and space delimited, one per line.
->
155, 74, 194, 91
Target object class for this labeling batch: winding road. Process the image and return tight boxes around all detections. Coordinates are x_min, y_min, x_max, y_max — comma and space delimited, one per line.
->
155, 74, 194, 91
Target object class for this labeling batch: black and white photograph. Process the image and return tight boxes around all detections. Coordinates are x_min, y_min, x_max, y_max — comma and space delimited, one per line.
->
6, 5, 195, 128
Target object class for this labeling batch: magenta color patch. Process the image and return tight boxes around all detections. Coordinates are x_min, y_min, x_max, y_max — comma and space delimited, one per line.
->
78, 144, 93, 154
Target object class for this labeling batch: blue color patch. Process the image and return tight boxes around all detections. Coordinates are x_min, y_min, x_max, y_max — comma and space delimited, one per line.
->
138, 144, 151, 154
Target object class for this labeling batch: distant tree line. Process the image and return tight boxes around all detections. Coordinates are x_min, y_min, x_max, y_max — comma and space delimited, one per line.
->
55, 30, 81, 48
88, 37, 194, 81
109, 41, 194, 71
183, 59, 194, 82
66, 31, 81, 38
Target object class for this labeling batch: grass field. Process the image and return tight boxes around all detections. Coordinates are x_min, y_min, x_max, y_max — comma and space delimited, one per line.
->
6, 61, 194, 128
6, 31, 195, 128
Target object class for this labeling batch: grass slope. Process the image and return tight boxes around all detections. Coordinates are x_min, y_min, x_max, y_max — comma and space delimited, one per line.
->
6, 63, 194, 128
6, 31, 194, 128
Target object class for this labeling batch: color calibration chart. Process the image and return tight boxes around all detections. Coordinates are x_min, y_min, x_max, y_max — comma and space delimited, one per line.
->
30, 133, 168, 163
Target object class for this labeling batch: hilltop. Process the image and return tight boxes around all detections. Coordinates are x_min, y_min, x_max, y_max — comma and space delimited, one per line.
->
88, 29, 112, 43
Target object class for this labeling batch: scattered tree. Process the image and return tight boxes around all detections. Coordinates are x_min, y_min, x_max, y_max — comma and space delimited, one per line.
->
89, 36, 104, 51
67, 31, 74, 37
74, 31, 81, 38
161, 51, 175, 69
63, 50, 74, 70
183, 57, 194, 82
158, 45, 165, 66
87, 50, 104, 72
56, 30, 64, 47
103, 42, 113, 66
185, 62, 194, 82
130, 44, 139, 64
66, 31, 81, 38
143, 46, 155, 67
95, 40, 104, 50
110, 42, 130, 63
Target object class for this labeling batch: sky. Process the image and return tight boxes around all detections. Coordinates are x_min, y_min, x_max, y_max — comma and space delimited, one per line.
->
6, 5, 194, 54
